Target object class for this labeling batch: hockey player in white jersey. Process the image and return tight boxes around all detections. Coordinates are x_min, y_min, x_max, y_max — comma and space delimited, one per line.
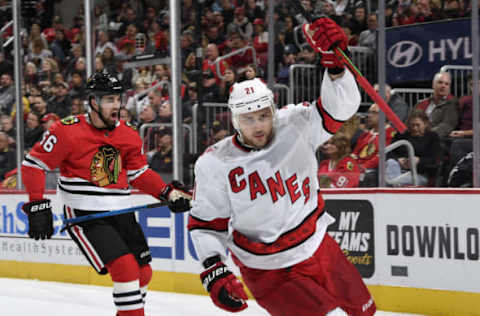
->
188, 18, 375, 316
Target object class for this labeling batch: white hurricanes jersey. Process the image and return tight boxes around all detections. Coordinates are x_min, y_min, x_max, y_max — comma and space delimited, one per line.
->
188, 70, 360, 269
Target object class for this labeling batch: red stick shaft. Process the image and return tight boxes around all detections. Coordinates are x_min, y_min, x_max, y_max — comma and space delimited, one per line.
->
334, 48, 407, 133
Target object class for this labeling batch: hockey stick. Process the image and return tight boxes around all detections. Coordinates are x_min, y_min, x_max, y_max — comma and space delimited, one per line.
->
54, 202, 168, 232
289, 0, 407, 133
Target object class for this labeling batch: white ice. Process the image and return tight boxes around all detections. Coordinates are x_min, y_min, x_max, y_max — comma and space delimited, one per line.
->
0, 278, 423, 316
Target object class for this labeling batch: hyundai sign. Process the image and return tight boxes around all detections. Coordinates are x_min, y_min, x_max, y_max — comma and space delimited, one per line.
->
386, 18, 476, 84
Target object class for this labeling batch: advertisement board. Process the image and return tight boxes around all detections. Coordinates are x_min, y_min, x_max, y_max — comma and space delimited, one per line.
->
386, 18, 476, 84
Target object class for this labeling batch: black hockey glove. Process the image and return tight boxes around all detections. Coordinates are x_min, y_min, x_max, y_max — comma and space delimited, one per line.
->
160, 181, 192, 213
22, 199, 54, 240
200, 255, 248, 313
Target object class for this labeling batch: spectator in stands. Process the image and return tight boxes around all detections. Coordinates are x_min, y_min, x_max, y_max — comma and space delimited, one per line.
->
252, 18, 268, 68
24, 112, 43, 151
38, 58, 59, 87
28, 36, 53, 64
27, 23, 48, 53
70, 97, 86, 116
448, 73, 477, 167
297, 45, 318, 65
207, 120, 231, 146
63, 43, 83, 79
119, 107, 135, 125
351, 103, 396, 186
374, 83, 409, 122
203, 43, 228, 85
109, 53, 134, 90
180, 31, 195, 68
337, 114, 364, 149
117, 7, 145, 37
149, 128, 173, 177
69, 70, 87, 99
0, 73, 15, 115
0, 131, 15, 181
318, 133, 360, 188
276, 44, 298, 85
29, 95, 48, 118
0, 115, 15, 147
348, 5, 367, 39
358, 13, 378, 48
413, 71, 459, 138
50, 29, 72, 67
386, 110, 441, 187
218, 67, 237, 103
148, 19, 168, 56
202, 69, 220, 102
25, 62, 39, 85
245, 0, 265, 21
227, 6, 253, 42
117, 24, 138, 58
101, 46, 116, 72
40, 112, 60, 131
147, 88, 163, 112
137, 103, 160, 153
95, 29, 118, 56
206, 25, 227, 54
158, 98, 173, 123
47, 81, 71, 118
137, 103, 158, 130
318, 0, 344, 25
0, 52, 13, 77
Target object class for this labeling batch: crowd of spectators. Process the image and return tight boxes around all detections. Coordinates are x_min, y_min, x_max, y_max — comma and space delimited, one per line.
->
0, 0, 473, 188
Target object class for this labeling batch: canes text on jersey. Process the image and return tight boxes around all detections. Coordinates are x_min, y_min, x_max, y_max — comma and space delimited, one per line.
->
228, 167, 311, 204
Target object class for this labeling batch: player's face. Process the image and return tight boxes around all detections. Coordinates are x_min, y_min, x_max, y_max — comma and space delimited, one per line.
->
99, 94, 122, 126
237, 107, 274, 149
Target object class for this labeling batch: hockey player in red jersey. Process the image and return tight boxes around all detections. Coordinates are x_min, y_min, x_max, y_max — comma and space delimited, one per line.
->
188, 18, 375, 316
21, 72, 191, 316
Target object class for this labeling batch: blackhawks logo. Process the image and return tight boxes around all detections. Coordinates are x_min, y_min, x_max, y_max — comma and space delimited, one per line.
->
89, 145, 122, 187
61, 116, 80, 125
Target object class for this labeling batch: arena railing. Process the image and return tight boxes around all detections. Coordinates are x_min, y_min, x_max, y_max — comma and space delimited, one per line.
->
139, 122, 194, 184
287, 46, 375, 107
215, 46, 257, 81
440, 65, 473, 97
384, 139, 419, 186
390, 88, 433, 110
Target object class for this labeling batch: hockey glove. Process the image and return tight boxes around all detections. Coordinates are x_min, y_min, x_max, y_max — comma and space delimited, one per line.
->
302, 17, 348, 74
200, 256, 248, 313
22, 199, 54, 240
160, 181, 192, 213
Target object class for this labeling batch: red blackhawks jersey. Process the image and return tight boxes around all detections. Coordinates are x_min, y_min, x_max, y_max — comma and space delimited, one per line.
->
188, 70, 360, 269
351, 126, 396, 170
22, 114, 161, 210
318, 156, 360, 188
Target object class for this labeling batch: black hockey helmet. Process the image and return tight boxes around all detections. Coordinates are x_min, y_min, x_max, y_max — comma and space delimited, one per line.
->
86, 72, 124, 98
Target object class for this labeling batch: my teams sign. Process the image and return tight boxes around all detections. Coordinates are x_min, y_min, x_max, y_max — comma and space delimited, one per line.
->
386, 18, 476, 84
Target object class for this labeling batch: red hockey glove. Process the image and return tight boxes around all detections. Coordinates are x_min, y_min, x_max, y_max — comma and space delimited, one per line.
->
22, 199, 54, 240
159, 181, 192, 213
302, 17, 348, 74
302, 17, 348, 53
200, 256, 248, 313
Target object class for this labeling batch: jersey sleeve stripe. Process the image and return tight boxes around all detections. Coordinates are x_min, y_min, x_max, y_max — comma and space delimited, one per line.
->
187, 214, 229, 232
23, 154, 51, 171
316, 98, 345, 135
232, 207, 324, 256
127, 165, 149, 182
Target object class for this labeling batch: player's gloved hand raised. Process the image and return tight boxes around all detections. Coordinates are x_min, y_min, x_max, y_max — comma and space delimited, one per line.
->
160, 181, 192, 213
200, 256, 248, 313
22, 199, 54, 240
302, 17, 348, 74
